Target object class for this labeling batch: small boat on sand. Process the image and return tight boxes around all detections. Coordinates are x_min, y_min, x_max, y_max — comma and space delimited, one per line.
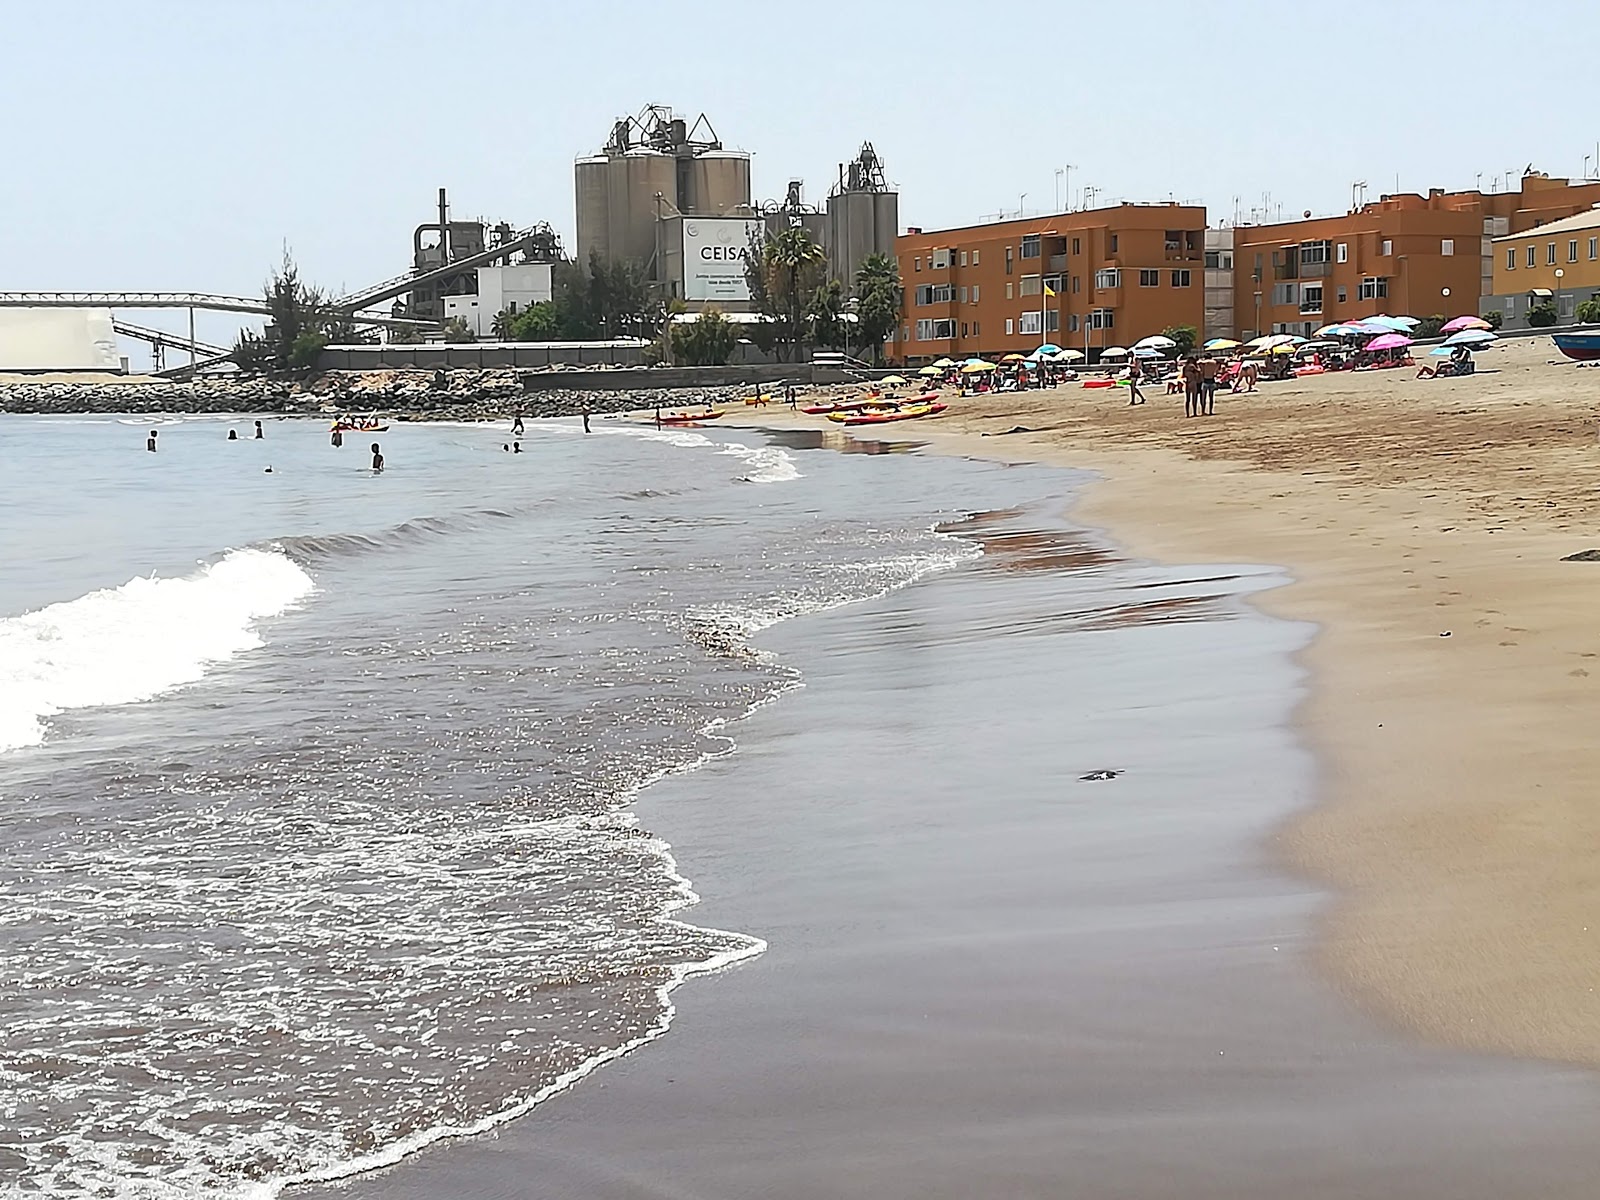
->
657, 410, 725, 425
1552, 333, 1600, 362
836, 402, 947, 426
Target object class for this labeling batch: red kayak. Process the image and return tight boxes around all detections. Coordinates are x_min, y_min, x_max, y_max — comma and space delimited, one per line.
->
841, 403, 947, 426
803, 399, 877, 415
657, 410, 725, 425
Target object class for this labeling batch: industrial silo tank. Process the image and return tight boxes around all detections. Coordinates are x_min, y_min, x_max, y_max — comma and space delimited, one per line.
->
683, 153, 752, 217
574, 156, 613, 266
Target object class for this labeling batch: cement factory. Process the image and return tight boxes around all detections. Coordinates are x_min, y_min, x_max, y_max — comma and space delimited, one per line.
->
0, 106, 900, 373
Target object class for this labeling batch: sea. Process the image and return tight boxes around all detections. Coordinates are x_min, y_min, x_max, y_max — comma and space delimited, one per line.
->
0, 410, 1093, 1198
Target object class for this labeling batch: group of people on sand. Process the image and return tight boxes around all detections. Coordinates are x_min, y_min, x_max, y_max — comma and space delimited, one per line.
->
1129, 352, 1248, 417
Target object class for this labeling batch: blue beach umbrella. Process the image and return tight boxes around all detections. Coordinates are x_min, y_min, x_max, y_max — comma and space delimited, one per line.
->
1443, 329, 1497, 346
1361, 315, 1413, 332
1034, 343, 1063, 356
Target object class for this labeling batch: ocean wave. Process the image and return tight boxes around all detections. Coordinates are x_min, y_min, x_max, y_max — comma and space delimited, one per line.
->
268, 509, 519, 565
600, 426, 802, 485
0, 548, 314, 753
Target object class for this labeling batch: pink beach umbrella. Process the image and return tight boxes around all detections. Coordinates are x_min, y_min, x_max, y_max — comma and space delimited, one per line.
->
1441, 315, 1492, 333
1364, 333, 1413, 351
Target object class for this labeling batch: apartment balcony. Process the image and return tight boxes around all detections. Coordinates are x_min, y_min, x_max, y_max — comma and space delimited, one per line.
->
1164, 246, 1203, 262
1090, 286, 1123, 307
1048, 254, 1067, 272
1298, 260, 1331, 279
1273, 263, 1299, 281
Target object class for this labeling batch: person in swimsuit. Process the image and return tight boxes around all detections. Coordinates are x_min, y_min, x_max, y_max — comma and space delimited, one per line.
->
370, 442, 384, 472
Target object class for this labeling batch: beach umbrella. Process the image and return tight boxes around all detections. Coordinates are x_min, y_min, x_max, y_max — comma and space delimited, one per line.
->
1443, 329, 1497, 346
933, 357, 957, 368
1034, 343, 1063, 356
1132, 347, 1163, 358
1441, 315, 1493, 333
1100, 346, 1130, 358
1052, 349, 1085, 362
1428, 345, 1457, 357
1312, 323, 1348, 337
1204, 338, 1242, 350
961, 360, 998, 373
917, 365, 942, 376
1000, 353, 1025, 363
1258, 334, 1305, 349
1133, 334, 1177, 351
1364, 333, 1413, 351
880, 374, 907, 385
1318, 323, 1366, 337
1354, 318, 1407, 333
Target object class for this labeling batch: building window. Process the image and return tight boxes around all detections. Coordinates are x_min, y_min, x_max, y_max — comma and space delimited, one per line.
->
1507, 247, 1516, 270
1381, 239, 1393, 256
1441, 239, 1454, 256
959, 251, 968, 267
1139, 269, 1160, 287
1021, 234, 1041, 259
1504, 297, 1517, 316
1548, 243, 1558, 265
971, 285, 980, 302
1171, 269, 1192, 287
1045, 310, 1059, 332
1570, 240, 1580, 263
1109, 234, 1119, 253
1071, 275, 1081, 293
1005, 282, 1014, 300
1590, 238, 1598, 261
1005, 246, 1013, 275
973, 321, 980, 336
1528, 245, 1537, 268
1043, 275, 1062, 293
1358, 277, 1388, 300
1071, 237, 1081, 255
901, 325, 909, 342
1019, 311, 1042, 335
1068, 313, 1080, 332
913, 318, 955, 340
930, 249, 950, 269
1019, 274, 1042, 297
913, 284, 953, 306
972, 250, 980, 265
1089, 308, 1115, 329
1337, 286, 1347, 302
1301, 284, 1323, 314
1336, 242, 1349, 264
1272, 282, 1300, 306
914, 257, 921, 272
961, 322, 968, 337
1094, 268, 1121, 289
1204, 250, 1234, 269
1005, 318, 1014, 335
1300, 240, 1332, 264
958, 286, 968, 303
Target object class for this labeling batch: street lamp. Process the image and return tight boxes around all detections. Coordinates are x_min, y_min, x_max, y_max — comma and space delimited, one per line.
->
1555, 268, 1565, 319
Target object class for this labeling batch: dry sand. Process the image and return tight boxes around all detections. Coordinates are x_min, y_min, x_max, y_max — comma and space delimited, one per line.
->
737, 337, 1600, 1067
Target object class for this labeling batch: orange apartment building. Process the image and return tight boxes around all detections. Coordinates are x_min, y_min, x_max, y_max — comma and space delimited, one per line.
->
887, 203, 1207, 364
1233, 174, 1600, 338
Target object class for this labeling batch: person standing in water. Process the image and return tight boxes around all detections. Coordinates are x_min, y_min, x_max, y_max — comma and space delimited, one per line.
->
512, 411, 525, 436
370, 442, 384, 472
582, 404, 591, 434
331, 427, 343, 448
146, 429, 158, 452
227, 429, 238, 440
254, 420, 264, 439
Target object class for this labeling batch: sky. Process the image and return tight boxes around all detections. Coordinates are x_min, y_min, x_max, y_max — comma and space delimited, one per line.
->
4, 0, 1597, 365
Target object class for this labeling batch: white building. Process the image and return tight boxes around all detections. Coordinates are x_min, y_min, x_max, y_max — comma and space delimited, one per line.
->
443, 264, 554, 337
0, 308, 121, 373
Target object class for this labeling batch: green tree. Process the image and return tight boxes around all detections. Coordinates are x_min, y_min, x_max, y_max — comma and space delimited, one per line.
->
491, 308, 517, 340
443, 316, 476, 343
235, 251, 339, 375
231, 329, 274, 373
1527, 303, 1559, 328
670, 307, 740, 365
852, 253, 902, 365
507, 301, 566, 341
1412, 314, 1446, 340
806, 278, 847, 350
747, 227, 829, 361
1484, 309, 1504, 330
288, 330, 329, 369
1575, 298, 1600, 324
1161, 324, 1198, 355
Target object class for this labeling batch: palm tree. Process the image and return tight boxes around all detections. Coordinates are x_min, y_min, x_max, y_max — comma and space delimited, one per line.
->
853, 253, 903, 366
766, 228, 827, 361
491, 308, 518, 341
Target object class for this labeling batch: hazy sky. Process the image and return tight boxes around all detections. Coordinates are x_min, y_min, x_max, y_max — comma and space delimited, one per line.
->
4, 0, 1596, 362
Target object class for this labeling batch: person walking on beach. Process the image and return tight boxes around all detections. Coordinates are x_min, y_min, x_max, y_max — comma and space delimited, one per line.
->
1126, 357, 1147, 406
1198, 353, 1220, 416
1240, 358, 1259, 392
512, 411, 525, 437
254, 420, 264, 439
1181, 356, 1203, 418
582, 404, 591, 434
370, 442, 384, 472
146, 429, 158, 452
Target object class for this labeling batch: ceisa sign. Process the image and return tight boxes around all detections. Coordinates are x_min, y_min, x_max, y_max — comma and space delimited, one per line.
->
682, 218, 764, 301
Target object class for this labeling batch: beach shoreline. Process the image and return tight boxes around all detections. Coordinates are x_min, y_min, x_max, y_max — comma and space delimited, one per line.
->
727, 335, 1600, 1068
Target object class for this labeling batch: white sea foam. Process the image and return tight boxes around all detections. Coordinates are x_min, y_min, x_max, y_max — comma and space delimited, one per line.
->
0, 548, 315, 753
600, 425, 802, 484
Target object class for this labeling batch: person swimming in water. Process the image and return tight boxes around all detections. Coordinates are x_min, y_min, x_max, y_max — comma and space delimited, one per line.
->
370, 442, 384, 472
227, 429, 238, 440
512, 441, 522, 453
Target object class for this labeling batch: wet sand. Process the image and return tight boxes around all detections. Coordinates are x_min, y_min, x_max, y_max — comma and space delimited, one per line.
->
732, 337, 1600, 1069
301, 487, 1600, 1199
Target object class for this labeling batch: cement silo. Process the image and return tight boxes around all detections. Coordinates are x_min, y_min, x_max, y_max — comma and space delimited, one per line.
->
827, 143, 900, 289
574, 107, 752, 286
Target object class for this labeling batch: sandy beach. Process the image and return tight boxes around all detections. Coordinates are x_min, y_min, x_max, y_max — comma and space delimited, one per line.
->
738, 335, 1600, 1067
